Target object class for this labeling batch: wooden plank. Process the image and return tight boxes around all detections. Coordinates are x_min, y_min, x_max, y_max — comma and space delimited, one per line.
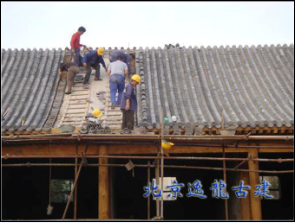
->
106, 113, 122, 117
67, 105, 88, 109
67, 107, 88, 110
70, 97, 89, 101
70, 92, 89, 96
99, 145, 110, 219
71, 87, 88, 91
109, 126, 122, 130
63, 114, 85, 118
106, 116, 123, 121
68, 102, 88, 106
63, 117, 84, 121
248, 147, 262, 220
106, 122, 122, 126
66, 109, 86, 114
62, 120, 84, 123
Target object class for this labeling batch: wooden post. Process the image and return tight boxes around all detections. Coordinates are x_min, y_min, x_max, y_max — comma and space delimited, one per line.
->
147, 161, 151, 220
222, 145, 229, 220
239, 171, 251, 220
160, 108, 164, 219
248, 148, 262, 220
99, 145, 110, 219
74, 144, 78, 220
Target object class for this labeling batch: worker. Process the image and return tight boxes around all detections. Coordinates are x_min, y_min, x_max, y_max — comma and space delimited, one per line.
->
109, 50, 134, 77
120, 74, 141, 133
70, 26, 87, 66
59, 62, 80, 94
130, 53, 136, 79
82, 47, 107, 87
107, 56, 128, 109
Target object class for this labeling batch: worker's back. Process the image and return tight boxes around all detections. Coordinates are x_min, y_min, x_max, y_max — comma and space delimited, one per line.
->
109, 60, 127, 76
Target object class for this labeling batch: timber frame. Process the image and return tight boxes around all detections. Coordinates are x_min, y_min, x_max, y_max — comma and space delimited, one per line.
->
2, 134, 294, 220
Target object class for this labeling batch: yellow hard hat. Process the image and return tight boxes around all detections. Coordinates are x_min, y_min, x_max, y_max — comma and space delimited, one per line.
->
92, 109, 102, 117
131, 74, 141, 83
161, 140, 174, 150
97, 47, 104, 56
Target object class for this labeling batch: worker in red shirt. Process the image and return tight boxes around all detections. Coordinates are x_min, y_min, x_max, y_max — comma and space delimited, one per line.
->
70, 26, 86, 66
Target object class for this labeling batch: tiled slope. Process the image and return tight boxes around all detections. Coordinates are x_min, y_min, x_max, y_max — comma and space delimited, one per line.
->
1, 48, 63, 132
136, 44, 294, 130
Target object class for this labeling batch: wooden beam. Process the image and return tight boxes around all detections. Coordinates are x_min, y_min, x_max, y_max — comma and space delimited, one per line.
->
2, 143, 294, 158
248, 147, 262, 220
239, 171, 251, 220
99, 145, 110, 219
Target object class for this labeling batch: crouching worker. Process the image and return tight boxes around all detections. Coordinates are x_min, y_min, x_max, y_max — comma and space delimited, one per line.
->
83, 47, 107, 87
59, 62, 80, 94
120, 74, 141, 133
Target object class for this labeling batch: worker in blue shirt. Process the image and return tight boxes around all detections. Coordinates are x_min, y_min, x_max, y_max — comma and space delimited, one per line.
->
120, 74, 141, 133
109, 50, 134, 77
82, 47, 107, 86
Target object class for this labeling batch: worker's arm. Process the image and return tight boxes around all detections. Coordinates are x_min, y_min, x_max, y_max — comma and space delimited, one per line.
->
125, 99, 130, 111
125, 55, 132, 75
124, 63, 128, 77
124, 84, 132, 111
99, 56, 108, 72
59, 63, 67, 74
107, 63, 112, 76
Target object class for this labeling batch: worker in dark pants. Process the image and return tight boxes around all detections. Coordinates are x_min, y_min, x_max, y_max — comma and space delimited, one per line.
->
70, 26, 86, 66
59, 62, 80, 94
82, 47, 107, 87
120, 74, 141, 133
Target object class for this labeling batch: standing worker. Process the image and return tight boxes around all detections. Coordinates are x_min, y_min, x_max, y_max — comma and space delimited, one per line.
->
70, 26, 87, 66
82, 47, 107, 87
108, 56, 128, 109
109, 50, 134, 78
59, 62, 80, 94
120, 74, 141, 133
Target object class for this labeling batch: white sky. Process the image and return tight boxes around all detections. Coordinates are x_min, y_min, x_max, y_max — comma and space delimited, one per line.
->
1, 2, 294, 49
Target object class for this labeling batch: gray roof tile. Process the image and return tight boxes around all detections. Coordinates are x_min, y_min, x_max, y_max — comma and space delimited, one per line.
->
1, 48, 63, 132
136, 45, 294, 130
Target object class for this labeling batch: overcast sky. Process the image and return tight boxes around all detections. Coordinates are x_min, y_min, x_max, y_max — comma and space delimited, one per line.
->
1, 2, 294, 49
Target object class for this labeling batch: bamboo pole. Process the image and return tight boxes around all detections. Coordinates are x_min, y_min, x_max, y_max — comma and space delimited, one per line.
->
2, 163, 293, 174
62, 145, 89, 220
3, 154, 293, 163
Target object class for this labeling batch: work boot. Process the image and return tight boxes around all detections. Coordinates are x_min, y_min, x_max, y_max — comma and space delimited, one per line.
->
123, 128, 131, 134
83, 84, 89, 89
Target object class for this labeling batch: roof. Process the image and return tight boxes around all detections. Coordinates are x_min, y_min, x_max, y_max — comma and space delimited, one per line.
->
136, 44, 294, 131
1, 48, 64, 132
1, 44, 293, 136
